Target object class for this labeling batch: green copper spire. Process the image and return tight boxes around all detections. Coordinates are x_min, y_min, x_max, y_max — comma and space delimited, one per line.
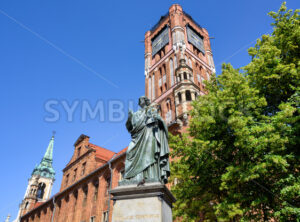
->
32, 133, 55, 179
43, 135, 54, 161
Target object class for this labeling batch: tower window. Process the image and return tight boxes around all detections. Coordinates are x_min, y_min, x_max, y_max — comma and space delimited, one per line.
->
36, 183, 46, 199
186, 90, 192, 101
25, 201, 29, 209
178, 93, 182, 103
184, 72, 187, 80
178, 75, 182, 82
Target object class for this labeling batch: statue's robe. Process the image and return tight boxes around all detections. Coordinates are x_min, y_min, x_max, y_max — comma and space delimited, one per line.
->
124, 106, 170, 184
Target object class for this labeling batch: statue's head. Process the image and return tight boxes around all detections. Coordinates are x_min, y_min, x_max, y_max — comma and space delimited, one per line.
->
138, 96, 150, 108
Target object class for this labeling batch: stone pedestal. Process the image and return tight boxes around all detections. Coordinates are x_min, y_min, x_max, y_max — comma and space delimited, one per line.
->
110, 182, 176, 222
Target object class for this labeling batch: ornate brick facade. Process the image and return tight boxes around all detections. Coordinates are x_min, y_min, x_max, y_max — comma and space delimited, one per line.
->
19, 4, 214, 222
21, 135, 127, 222
145, 4, 215, 134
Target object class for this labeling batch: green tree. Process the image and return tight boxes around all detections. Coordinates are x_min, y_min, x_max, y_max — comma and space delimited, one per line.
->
170, 3, 299, 221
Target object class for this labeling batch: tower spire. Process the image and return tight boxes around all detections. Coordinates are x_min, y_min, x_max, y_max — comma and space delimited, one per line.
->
43, 132, 55, 161
31, 133, 55, 179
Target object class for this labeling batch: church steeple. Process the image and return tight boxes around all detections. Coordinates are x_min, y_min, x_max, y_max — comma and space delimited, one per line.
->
14, 133, 56, 222
31, 134, 55, 179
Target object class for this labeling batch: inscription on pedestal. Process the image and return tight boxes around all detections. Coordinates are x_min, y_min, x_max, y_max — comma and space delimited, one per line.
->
113, 197, 165, 222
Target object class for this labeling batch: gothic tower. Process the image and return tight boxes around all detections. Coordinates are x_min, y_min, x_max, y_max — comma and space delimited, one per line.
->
14, 135, 55, 222
144, 4, 215, 133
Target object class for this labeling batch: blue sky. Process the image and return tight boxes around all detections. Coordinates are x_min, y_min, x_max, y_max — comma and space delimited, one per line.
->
0, 0, 298, 220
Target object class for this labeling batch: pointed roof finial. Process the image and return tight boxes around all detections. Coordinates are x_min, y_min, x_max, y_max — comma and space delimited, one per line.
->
52, 130, 56, 138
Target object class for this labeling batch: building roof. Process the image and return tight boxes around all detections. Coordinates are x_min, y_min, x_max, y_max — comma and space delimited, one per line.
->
89, 143, 116, 161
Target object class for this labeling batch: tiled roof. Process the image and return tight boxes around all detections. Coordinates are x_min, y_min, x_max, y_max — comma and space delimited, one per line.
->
89, 143, 116, 161
116, 147, 127, 156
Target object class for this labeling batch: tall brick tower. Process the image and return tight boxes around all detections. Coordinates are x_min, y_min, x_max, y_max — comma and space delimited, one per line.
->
14, 135, 55, 222
144, 4, 215, 133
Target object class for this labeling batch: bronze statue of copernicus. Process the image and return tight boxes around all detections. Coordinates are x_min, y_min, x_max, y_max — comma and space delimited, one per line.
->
123, 96, 170, 184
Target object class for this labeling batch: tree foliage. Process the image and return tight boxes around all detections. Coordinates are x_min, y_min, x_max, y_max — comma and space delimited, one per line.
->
170, 3, 299, 221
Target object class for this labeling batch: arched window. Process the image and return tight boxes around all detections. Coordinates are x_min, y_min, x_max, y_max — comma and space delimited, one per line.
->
36, 183, 46, 199
174, 56, 177, 69
170, 59, 174, 86
178, 74, 182, 82
178, 92, 182, 103
186, 90, 192, 101
25, 201, 29, 209
184, 72, 187, 80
